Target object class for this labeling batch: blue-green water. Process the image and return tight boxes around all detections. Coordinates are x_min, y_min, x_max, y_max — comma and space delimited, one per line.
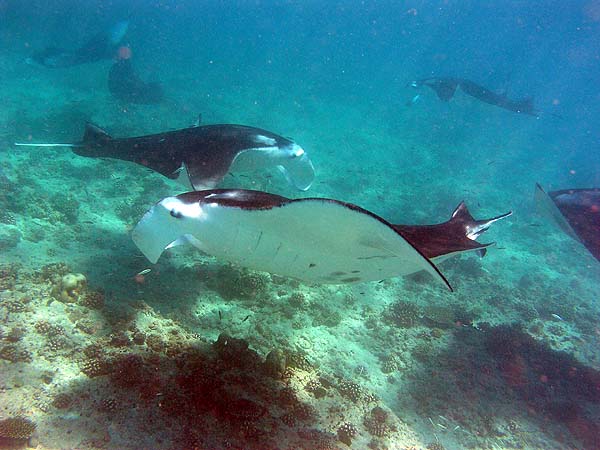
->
0, 2, 599, 449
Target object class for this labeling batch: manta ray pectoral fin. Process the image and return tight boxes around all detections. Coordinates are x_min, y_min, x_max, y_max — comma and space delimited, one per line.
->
277, 152, 315, 191
173, 162, 195, 191
83, 122, 113, 145
534, 183, 579, 241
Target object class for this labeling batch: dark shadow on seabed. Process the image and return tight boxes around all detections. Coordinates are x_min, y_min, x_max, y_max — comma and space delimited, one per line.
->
401, 322, 600, 448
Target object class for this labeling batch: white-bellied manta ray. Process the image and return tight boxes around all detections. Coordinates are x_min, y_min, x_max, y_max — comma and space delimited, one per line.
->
131, 189, 511, 288
15, 122, 316, 191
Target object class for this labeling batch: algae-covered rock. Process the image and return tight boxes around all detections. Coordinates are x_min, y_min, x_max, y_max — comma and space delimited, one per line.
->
264, 348, 287, 379
51, 272, 87, 303
0, 224, 21, 251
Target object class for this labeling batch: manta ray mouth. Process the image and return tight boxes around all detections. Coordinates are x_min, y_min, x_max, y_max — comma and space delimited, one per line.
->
278, 151, 315, 191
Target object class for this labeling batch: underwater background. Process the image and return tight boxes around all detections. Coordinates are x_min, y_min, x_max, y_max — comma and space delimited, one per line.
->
1, 1, 600, 449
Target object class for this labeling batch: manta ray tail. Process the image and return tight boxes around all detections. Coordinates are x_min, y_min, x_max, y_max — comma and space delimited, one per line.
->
393, 202, 511, 260
452, 201, 512, 241
13, 122, 111, 150
72, 123, 115, 157
515, 96, 536, 115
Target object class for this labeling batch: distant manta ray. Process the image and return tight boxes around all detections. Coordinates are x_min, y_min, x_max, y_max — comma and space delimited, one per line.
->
409, 77, 539, 116
14, 122, 316, 191
26, 20, 129, 68
108, 59, 164, 104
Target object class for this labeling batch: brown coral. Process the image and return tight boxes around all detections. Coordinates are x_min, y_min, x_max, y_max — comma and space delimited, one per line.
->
384, 300, 420, 327
0, 344, 32, 362
363, 406, 391, 438
80, 358, 112, 377
337, 379, 363, 403
0, 417, 36, 439
52, 393, 73, 409
80, 290, 105, 309
337, 422, 358, 446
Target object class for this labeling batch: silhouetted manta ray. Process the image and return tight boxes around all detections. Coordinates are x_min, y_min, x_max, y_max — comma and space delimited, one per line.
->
535, 183, 600, 262
132, 188, 511, 288
15, 122, 315, 191
108, 59, 164, 104
26, 21, 128, 68
409, 77, 538, 116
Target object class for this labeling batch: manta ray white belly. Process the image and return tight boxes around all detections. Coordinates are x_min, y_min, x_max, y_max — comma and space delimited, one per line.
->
131, 195, 447, 286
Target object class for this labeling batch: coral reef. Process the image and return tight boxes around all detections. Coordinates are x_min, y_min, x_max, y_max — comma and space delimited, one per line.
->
363, 406, 393, 438
384, 300, 420, 327
337, 422, 358, 446
0, 417, 36, 441
209, 265, 270, 300
0, 224, 21, 251
80, 357, 112, 378
0, 344, 32, 362
0, 264, 19, 290
337, 379, 364, 403
79, 290, 105, 309
48, 192, 80, 224
51, 393, 73, 410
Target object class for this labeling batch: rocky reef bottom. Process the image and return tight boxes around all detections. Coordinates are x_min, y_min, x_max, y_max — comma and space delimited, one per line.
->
1, 261, 599, 450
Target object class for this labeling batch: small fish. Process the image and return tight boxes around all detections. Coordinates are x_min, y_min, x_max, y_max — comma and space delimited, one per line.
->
551, 313, 565, 322
218, 310, 222, 321
405, 94, 421, 107
136, 268, 152, 276
241, 315, 250, 323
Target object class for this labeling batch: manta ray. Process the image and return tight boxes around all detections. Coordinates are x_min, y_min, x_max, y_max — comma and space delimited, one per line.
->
108, 59, 164, 104
15, 122, 315, 191
409, 77, 538, 116
132, 189, 511, 288
535, 183, 600, 262
26, 21, 129, 68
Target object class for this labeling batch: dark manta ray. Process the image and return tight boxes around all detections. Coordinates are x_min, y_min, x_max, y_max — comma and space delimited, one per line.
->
535, 183, 600, 262
132, 189, 511, 287
15, 123, 315, 191
26, 21, 128, 68
409, 77, 538, 116
108, 59, 164, 104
